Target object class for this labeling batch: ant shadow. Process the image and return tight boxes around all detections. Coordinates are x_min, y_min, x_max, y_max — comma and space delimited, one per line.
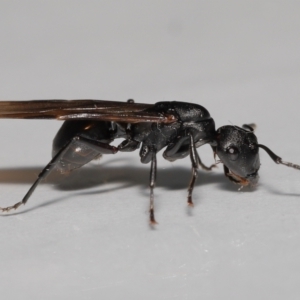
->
0, 158, 297, 214
0, 159, 239, 192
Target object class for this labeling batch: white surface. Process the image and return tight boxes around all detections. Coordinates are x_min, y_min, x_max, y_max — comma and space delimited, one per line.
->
0, 1, 300, 299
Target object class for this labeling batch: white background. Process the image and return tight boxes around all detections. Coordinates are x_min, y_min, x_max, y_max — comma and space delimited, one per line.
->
0, 1, 300, 299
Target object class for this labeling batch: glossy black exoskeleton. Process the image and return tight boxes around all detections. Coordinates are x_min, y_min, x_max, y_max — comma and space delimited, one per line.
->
0, 99, 299, 223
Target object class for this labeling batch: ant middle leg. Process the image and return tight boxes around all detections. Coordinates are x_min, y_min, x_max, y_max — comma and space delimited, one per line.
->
149, 151, 157, 224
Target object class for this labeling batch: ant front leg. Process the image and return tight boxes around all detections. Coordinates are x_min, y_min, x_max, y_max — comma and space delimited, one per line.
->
187, 134, 216, 206
0, 136, 118, 212
196, 151, 217, 171
187, 133, 199, 206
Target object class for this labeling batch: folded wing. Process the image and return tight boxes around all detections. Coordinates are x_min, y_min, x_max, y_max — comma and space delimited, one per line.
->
0, 100, 177, 123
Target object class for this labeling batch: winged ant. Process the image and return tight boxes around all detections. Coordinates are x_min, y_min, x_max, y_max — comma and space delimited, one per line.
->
0, 99, 299, 223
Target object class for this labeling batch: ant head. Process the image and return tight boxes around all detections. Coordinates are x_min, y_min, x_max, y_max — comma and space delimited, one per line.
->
214, 125, 260, 186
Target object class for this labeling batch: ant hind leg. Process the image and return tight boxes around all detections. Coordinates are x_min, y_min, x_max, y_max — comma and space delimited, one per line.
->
0, 136, 118, 213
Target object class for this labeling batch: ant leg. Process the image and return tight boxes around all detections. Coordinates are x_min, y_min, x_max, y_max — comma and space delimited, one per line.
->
0, 136, 117, 212
187, 134, 199, 206
118, 139, 140, 152
149, 151, 157, 224
196, 151, 217, 171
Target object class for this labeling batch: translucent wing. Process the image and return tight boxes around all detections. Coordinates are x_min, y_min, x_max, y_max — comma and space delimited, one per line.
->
0, 100, 177, 123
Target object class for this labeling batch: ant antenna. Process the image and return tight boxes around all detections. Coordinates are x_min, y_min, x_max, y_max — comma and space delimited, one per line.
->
258, 144, 300, 170
242, 123, 256, 132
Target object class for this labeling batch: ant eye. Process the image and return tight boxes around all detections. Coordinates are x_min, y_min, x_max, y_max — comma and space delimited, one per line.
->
226, 146, 239, 161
